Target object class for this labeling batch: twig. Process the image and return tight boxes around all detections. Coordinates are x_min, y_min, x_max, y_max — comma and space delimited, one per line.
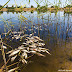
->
0, 35, 7, 72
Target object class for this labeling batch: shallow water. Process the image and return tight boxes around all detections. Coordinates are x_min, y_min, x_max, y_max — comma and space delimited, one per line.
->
0, 11, 72, 72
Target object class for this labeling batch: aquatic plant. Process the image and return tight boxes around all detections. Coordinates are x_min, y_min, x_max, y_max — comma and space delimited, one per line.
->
0, 0, 10, 10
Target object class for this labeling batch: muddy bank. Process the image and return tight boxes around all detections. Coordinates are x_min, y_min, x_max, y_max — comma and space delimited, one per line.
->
0, 8, 72, 12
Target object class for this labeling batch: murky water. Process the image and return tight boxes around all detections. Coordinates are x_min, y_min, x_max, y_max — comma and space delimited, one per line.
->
0, 11, 72, 72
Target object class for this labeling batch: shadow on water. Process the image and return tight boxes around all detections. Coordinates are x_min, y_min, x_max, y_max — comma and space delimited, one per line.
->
0, 10, 72, 72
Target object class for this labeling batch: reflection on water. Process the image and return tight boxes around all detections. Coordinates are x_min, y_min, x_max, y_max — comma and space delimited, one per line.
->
0, 10, 72, 72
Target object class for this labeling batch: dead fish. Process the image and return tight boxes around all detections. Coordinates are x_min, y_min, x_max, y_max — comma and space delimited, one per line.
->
29, 44, 36, 48
22, 50, 30, 53
15, 36, 20, 40
9, 50, 20, 57
22, 59, 27, 64
38, 47, 49, 51
18, 45, 26, 50
11, 55, 17, 62
27, 47, 29, 51
26, 40, 32, 44
3, 46, 7, 49
20, 34, 28, 38
26, 37, 30, 39
36, 53, 45, 57
14, 35, 18, 37
12, 37, 15, 39
34, 39, 38, 43
22, 42, 27, 45
12, 31, 17, 34
22, 52, 27, 59
38, 43, 45, 46
6, 50, 14, 54
29, 34, 33, 37
30, 48, 37, 51
30, 51, 36, 54
33, 36, 43, 41
8, 67, 19, 72
45, 51, 51, 55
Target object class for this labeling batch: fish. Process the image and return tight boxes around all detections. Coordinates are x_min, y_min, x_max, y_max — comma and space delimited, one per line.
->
30, 51, 36, 54
20, 34, 28, 39
30, 48, 37, 51
29, 34, 33, 37
46, 51, 51, 55
22, 52, 27, 59
6, 50, 14, 54
12, 31, 17, 34
38, 47, 49, 51
3, 46, 7, 49
36, 53, 45, 57
22, 42, 27, 45
14, 35, 18, 37
27, 47, 29, 51
18, 45, 26, 50
15, 36, 20, 40
22, 59, 27, 64
11, 55, 17, 62
29, 44, 36, 48
9, 50, 20, 57
33, 36, 44, 41
26, 40, 32, 44
38, 43, 45, 46
22, 50, 30, 53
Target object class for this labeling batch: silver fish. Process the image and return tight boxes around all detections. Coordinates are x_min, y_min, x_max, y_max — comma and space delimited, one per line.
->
22, 52, 27, 59
22, 50, 30, 53
9, 50, 20, 57
6, 50, 14, 54
29, 44, 36, 48
3, 46, 7, 49
38, 43, 45, 46
30, 51, 36, 53
45, 51, 51, 55
11, 55, 17, 62
33, 36, 43, 41
15, 36, 20, 40
36, 53, 45, 57
22, 59, 27, 64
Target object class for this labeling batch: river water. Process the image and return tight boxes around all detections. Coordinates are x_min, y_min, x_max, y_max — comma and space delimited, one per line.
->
0, 11, 72, 72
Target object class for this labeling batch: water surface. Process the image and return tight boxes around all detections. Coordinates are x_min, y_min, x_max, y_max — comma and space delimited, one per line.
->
0, 11, 72, 72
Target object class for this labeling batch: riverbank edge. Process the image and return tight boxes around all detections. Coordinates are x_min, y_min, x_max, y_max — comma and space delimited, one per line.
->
0, 8, 72, 12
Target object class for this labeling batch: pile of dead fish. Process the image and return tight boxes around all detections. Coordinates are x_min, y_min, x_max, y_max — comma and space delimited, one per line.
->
1, 31, 51, 72
6, 33, 51, 64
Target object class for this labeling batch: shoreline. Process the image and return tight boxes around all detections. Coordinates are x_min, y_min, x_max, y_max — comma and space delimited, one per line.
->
0, 8, 72, 12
